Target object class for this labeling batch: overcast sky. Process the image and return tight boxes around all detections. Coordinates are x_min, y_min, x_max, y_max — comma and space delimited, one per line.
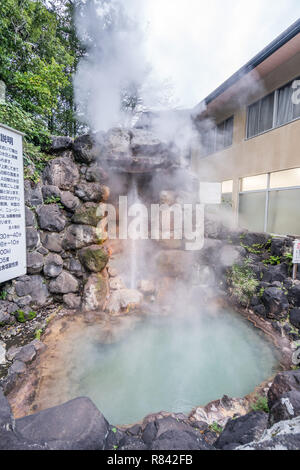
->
143, 0, 300, 108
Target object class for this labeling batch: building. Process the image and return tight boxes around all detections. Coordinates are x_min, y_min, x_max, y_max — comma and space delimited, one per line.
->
191, 19, 300, 236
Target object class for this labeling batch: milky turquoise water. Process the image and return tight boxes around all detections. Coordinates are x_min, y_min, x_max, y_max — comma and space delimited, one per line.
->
64, 308, 279, 425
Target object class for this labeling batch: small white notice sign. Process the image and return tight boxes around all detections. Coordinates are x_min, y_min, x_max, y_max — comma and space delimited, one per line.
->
293, 240, 300, 264
0, 123, 26, 283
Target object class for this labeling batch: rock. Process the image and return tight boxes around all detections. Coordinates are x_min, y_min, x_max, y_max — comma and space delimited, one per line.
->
0, 301, 18, 323
237, 416, 300, 450
118, 436, 148, 450
79, 245, 109, 272
85, 164, 108, 183
215, 411, 268, 449
26, 251, 44, 274
26, 227, 40, 251
0, 341, 6, 365
40, 232, 63, 253
60, 191, 80, 212
151, 430, 213, 450
288, 284, 300, 307
6, 346, 22, 361
268, 369, 300, 410
63, 258, 83, 277
72, 202, 104, 226
269, 391, 300, 426
43, 253, 63, 278
41, 185, 61, 201
63, 293, 81, 309
241, 232, 270, 247
74, 182, 109, 203
270, 237, 287, 257
49, 271, 79, 294
82, 273, 109, 311
139, 280, 156, 295
36, 205, 66, 232
262, 264, 288, 283
15, 397, 109, 450
0, 388, 13, 429
15, 344, 36, 364
73, 134, 99, 164
2, 360, 27, 394
14, 275, 49, 306
142, 421, 158, 445
25, 206, 36, 227
24, 180, 43, 207
290, 308, 300, 329
62, 225, 99, 250
106, 289, 143, 314
0, 310, 14, 325
43, 156, 80, 190
156, 250, 193, 278
49, 136, 73, 153
261, 287, 289, 320
253, 304, 267, 318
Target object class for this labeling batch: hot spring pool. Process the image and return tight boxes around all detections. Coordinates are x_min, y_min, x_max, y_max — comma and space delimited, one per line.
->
34, 308, 279, 425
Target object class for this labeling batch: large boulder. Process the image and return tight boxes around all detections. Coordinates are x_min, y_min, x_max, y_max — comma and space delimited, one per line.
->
79, 245, 109, 272
26, 251, 44, 274
73, 134, 100, 164
15, 397, 110, 450
74, 182, 109, 203
48, 136, 73, 153
43, 253, 63, 278
26, 227, 40, 251
289, 284, 300, 307
261, 287, 289, 320
36, 205, 66, 232
215, 411, 268, 449
59, 191, 80, 212
49, 271, 79, 294
151, 429, 213, 450
14, 275, 49, 306
237, 416, 300, 450
269, 391, 300, 426
43, 156, 80, 190
290, 308, 300, 330
268, 369, 300, 410
82, 273, 109, 311
62, 225, 99, 250
262, 264, 288, 283
72, 202, 104, 226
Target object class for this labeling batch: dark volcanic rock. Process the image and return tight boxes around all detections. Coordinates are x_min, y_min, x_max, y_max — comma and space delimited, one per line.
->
288, 283, 300, 307
43, 156, 80, 190
261, 287, 289, 320
40, 232, 63, 253
36, 204, 66, 232
74, 182, 109, 203
215, 411, 268, 449
268, 369, 300, 410
142, 421, 157, 445
60, 191, 80, 211
62, 224, 100, 250
41, 185, 61, 201
72, 202, 104, 226
24, 180, 43, 207
262, 264, 288, 283
290, 308, 300, 329
15, 397, 109, 450
25, 206, 36, 227
63, 293, 81, 309
79, 245, 109, 272
73, 133, 100, 164
15, 344, 36, 364
49, 136, 73, 153
85, 163, 108, 183
43, 253, 63, 278
269, 391, 300, 426
151, 430, 213, 450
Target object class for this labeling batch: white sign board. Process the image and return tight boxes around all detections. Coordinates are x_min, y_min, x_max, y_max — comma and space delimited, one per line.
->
199, 182, 222, 205
293, 240, 300, 264
0, 124, 26, 283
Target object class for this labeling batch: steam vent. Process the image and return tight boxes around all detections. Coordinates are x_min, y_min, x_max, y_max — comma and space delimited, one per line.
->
73, 127, 181, 174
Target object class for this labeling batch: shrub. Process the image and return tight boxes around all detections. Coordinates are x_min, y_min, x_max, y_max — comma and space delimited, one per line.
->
227, 259, 259, 306
250, 395, 269, 413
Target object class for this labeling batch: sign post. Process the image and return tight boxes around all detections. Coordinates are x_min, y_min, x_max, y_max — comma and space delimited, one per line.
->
0, 123, 26, 283
292, 239, 300, 281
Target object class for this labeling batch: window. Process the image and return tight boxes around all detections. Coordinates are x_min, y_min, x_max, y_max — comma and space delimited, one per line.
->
247, 93, 274, 138
246, 77, 300, 139
202, 116, 234, 156
239, 168, 300, 236
241, 174, 268, 192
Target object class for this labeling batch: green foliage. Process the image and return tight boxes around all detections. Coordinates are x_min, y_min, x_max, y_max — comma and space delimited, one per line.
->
250, 395, 269, 413
15, 309, 37, 323
263, 256, 281, 266
0, 289, 8, 300
44, 195, 63, 208
227, 259, 259, 306
209, 422, 223, 434
35, 328, 43, 340
241, 242, 265, 255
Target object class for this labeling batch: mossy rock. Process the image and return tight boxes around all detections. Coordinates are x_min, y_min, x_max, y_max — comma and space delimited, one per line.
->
79, 245, 109, 272
15, 309, 37, 323
72, 203, 104, 226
